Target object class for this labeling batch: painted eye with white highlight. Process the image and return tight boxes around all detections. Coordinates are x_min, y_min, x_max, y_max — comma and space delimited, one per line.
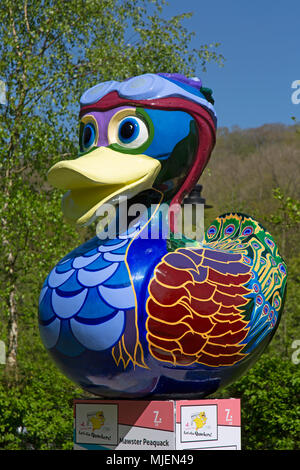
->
107, 109, 150, 150
117, 116, 148, 148
79, 115, 99, 153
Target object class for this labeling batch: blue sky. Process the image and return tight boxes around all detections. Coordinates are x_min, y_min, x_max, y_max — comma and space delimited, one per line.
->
162, 0, 300, 129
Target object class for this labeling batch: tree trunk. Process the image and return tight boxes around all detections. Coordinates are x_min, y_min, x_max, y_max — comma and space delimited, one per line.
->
2, 171, 19, 381
6, 287, 18, 372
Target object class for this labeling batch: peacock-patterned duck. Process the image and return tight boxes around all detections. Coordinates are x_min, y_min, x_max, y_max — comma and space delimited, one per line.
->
38, 73, 287, 398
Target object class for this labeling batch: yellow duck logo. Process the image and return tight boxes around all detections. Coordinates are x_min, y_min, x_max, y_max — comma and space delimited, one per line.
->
193, 411, 207, 430
89, 411, 105, 431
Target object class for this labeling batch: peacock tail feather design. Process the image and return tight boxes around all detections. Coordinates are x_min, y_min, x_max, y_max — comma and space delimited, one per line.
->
146, 213, 286, 367
205, 213, 287, 351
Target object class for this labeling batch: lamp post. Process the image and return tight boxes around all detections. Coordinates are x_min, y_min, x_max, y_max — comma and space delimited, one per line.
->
183, 184, 212, 241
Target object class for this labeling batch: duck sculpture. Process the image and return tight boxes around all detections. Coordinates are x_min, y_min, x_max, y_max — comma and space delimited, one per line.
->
38, 73, 287, 398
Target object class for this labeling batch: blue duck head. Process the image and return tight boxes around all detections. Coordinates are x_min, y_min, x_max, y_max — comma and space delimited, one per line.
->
47, 73, 217, 232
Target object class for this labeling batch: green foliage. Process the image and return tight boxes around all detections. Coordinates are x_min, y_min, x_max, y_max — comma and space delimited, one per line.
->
220, 355, 300, 450
268, 187, 300, 227
0, 362, 84, 450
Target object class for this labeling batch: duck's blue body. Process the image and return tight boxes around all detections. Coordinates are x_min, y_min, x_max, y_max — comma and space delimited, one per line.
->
39, 73, 287, 398
39, 206, 287, 398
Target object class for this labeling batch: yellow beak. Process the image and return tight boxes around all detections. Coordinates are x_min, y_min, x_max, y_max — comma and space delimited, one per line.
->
47, 147, 161, 225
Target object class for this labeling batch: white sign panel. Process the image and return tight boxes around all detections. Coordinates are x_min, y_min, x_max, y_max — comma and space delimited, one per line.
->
180, 404, 218, 443
75, 403, 118, 446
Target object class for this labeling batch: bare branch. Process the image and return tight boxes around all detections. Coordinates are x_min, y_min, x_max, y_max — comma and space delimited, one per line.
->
38, 16, 82, 57
24, 0, 30, 34
8, 6, 22, 59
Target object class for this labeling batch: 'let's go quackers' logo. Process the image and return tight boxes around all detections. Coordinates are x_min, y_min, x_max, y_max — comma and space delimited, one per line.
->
193, 411, 207, 430
85, 410, 105, 431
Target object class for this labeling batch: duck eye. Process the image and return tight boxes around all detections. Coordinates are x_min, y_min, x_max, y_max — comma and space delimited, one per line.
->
107, 109, 152, 152
119, 119, 138, 143
81, 122, 96, 151
118, 118, 140, 144
116, 116, 149, 149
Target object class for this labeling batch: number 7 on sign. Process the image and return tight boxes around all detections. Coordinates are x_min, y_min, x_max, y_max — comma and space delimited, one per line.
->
153, 410, 162, 426
225, 409, 233, 424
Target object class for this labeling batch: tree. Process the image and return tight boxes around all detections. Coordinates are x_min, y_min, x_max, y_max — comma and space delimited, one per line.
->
268, 188, 300, 258
220, 354, 300, 450
267, 188, 300, 357
0, 0, 223, 378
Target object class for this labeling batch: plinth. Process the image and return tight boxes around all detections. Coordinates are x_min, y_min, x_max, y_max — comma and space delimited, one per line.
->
73, 398, 241, 450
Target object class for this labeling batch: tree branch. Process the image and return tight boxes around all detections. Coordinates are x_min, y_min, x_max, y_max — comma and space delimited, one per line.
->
9, 6, 23, 59
24, 0, 30, 34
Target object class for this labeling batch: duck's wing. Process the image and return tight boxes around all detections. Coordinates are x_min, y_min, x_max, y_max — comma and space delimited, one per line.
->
146, 213, 287, 367
38, 236, 135, 357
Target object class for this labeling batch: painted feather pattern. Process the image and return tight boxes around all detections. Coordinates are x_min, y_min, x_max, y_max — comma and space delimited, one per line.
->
39, 224, 141, 360
39, 211, 287, 373
146, 213, 287, 368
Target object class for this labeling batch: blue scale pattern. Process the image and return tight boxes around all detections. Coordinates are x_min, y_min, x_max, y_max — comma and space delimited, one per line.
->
38, 226, 139, 357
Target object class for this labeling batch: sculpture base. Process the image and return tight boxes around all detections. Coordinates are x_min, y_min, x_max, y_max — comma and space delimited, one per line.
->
73, 398, 241, 450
